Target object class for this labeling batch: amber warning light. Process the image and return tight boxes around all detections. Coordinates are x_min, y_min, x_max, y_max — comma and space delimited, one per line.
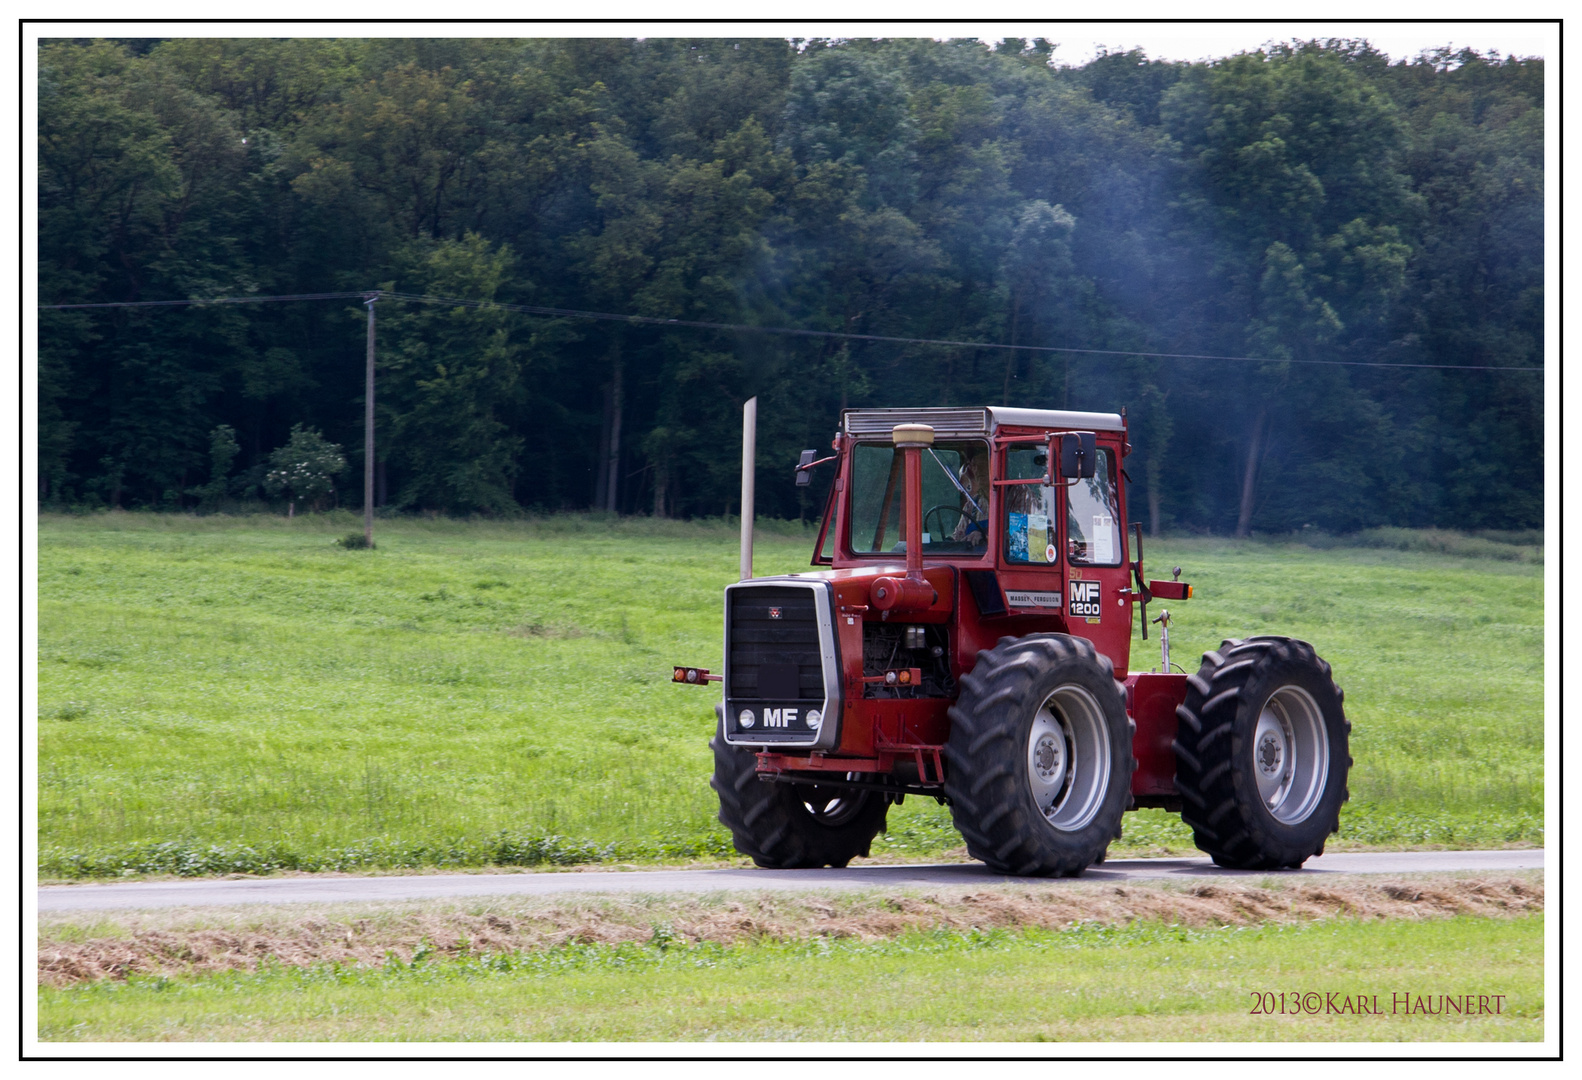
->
861, 667, 923, 686
673, 666, 722, 684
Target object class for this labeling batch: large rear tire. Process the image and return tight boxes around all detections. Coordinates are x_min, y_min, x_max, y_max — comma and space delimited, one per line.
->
1173, 636, 1351, 869
943, 634, 1134, 876
709, 707, 888, 869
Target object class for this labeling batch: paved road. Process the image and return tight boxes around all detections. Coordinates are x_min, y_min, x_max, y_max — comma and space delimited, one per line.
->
37, 849, 1543, 913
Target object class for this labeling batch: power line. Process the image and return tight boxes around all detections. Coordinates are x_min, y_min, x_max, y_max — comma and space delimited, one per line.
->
384, 292, 1543, 372
39, 291, 370, 310
39, 289, 1544, 373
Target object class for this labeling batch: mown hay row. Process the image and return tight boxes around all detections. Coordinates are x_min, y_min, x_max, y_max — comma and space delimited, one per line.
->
38, 874, 1542, 987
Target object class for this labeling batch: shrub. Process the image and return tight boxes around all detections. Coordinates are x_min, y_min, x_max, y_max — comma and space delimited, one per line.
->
263, 425, 346, 511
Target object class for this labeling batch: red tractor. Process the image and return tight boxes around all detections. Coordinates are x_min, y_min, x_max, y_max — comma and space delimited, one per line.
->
675, 404, 1350, 876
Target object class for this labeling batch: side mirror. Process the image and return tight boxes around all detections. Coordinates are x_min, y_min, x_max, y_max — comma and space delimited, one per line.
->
1058, 432, 1097, 479
795, 449, 817, 486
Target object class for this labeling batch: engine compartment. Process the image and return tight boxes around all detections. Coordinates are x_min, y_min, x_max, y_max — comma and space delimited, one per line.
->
861, 621, 953, 698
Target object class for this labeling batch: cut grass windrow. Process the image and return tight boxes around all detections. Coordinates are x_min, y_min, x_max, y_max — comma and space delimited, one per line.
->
38, 872, 1542, 987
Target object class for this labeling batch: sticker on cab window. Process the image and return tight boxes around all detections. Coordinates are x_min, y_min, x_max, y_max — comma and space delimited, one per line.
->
1028, 514, 1048, 562
1007, 512, 1029, 561
1091, 515, 1114, 562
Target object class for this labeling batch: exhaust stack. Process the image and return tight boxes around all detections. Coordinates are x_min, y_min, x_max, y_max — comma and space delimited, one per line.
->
740, 396, 757, 581
870, 423, 938, 613
891, 423, 934, 581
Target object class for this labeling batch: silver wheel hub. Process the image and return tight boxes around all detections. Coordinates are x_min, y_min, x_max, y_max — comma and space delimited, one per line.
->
1032, 731, 1067, 788
1252, 686, 1330, 825
802, 774, 865, 827
1026, 685, 1111, 832
1256, 732, 1283, 776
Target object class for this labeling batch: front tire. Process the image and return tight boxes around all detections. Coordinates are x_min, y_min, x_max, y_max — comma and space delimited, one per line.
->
943, 634, 1134, 876
709, 707, 888, 869
1173, 636, 1351, 869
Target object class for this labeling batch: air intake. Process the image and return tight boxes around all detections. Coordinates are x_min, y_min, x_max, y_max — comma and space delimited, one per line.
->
843, 408, 991, 438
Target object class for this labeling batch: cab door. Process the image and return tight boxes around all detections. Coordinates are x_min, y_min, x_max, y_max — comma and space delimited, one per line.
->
994, 440, 1067, 619
1060, 439, 1132, 677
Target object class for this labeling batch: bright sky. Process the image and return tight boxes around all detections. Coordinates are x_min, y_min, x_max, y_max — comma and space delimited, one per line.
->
1009, 23, 1555, 66
31, 16, 1557, 67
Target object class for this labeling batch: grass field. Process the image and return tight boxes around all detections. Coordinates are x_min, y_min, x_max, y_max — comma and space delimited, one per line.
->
37, 908, 1543, 1042
35, 512, 1544, 877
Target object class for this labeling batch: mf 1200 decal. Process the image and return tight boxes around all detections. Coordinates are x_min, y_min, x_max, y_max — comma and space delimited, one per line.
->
1068, 579, 1102, 620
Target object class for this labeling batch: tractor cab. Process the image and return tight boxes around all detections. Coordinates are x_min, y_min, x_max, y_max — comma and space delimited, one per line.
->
811, 407, 1138, 678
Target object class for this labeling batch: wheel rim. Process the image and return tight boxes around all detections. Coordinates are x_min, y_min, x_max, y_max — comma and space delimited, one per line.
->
1252, 686, 1330, 824
1026, 685, 1111, 831
801, 777, 866, 826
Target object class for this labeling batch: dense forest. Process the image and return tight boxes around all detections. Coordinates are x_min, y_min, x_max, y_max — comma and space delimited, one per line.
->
37, 37, 1544, 534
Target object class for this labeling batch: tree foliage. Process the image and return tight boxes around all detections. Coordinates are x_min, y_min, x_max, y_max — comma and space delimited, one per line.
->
38, 37, 1544, 533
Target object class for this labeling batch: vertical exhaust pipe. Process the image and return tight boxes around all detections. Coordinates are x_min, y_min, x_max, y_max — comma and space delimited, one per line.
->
891, 424, 933, 582
902, 439, 924, 580
740, 396, 757, 581
869, 423, 938, 614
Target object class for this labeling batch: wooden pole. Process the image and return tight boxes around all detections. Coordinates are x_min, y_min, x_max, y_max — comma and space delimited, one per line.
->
364, 293, 377, 547
739, 396, 757, 581
606, 355, 622, 513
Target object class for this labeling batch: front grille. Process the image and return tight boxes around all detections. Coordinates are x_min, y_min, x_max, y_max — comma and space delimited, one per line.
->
727, 586, 824, 701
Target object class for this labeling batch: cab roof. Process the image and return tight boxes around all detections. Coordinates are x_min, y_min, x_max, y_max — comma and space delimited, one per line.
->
841, 406, 1125, 438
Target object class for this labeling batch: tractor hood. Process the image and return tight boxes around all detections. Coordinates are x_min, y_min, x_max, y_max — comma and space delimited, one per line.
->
742, 565, 956, 621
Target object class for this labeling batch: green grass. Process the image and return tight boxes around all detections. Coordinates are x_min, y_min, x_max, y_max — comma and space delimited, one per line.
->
1290, 526, 1543, 563
37, 913, 1543, 1041
36, 512, 1544, 877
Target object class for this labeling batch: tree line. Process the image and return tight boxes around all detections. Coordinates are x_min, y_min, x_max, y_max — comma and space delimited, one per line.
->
37, 36, 1544, 534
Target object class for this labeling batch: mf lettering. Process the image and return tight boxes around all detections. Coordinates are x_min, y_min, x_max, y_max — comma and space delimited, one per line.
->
1069, 580, 1102, 618
763, 707, 798, 727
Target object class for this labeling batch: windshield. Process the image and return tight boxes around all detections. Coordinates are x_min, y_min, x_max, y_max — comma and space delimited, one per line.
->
848, 440, 991, 555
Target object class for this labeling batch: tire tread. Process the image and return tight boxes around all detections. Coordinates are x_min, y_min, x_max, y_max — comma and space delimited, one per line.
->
1173, 636, 1349, 869
942, 633, 1133, 877
710, 707, 887, 869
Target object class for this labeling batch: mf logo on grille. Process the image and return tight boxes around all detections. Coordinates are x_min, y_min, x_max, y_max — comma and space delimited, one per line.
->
768, 606, 782, 619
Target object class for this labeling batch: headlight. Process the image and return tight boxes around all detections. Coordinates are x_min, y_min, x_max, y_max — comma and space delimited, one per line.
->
738, 709, 756, 729
805, 709, 822, 730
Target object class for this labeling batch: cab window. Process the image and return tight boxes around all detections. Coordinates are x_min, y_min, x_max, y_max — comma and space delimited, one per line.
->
848, 440, 991, 555
1002, 444, 1059, 565
1067, 448, 1122, 566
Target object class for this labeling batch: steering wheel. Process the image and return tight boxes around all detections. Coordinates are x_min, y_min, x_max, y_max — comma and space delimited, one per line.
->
924, 504, 969, 541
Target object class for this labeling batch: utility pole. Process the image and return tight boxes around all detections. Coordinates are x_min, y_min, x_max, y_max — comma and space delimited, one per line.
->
739, 396, 756, 581
364, 292, 378, 547
605, 355, 622, 513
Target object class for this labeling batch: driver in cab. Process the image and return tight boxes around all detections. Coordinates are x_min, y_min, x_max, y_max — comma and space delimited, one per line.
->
950, 445, 1041, 548
949, 447, 991, 546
